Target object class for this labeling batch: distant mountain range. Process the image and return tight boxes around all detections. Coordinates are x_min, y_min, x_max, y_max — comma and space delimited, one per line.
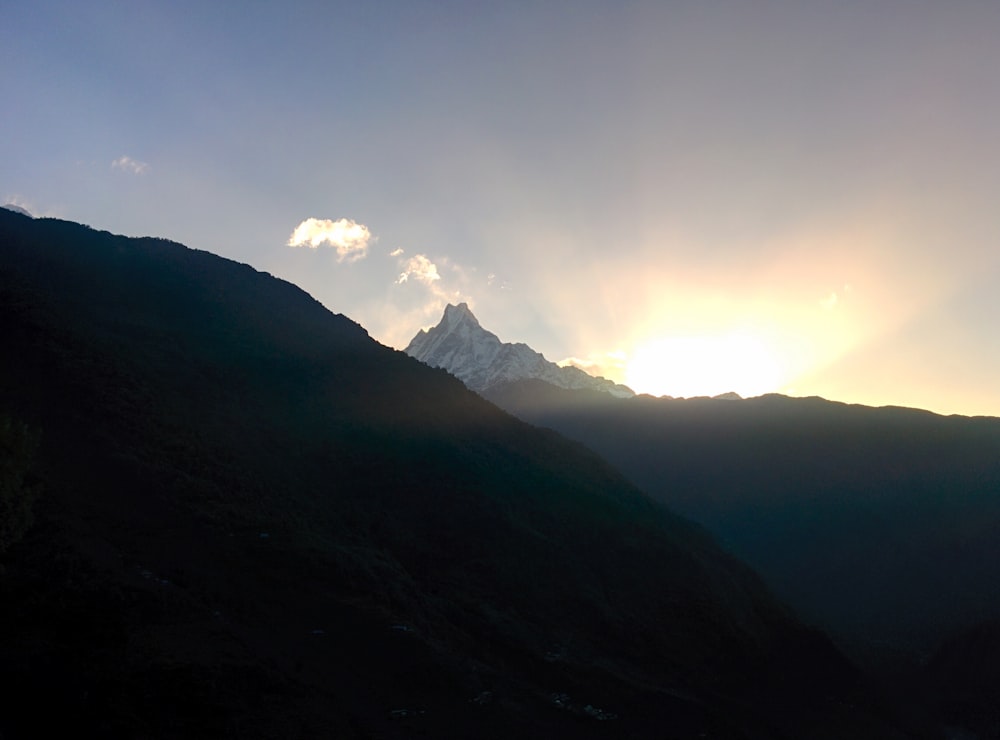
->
405, 302, 635, 398
485, 380, 1000, 650
409, 301, 1000, 737
0, 209, 915, 737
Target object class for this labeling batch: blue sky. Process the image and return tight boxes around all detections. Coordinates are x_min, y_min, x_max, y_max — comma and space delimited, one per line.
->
4, 1, 999, 415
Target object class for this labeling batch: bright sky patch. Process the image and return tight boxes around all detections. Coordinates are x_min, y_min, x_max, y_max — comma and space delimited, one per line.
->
625, 334, 783, 399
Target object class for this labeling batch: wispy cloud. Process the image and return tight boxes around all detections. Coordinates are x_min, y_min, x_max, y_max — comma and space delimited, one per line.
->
820, 283, 853, 311
557, 351, 628, 383
2, 195, 35, 217
396, 253, 440, 285
287, 217, 371, 261
486, 271, 511, 290
381, 250, 477, 347
111, 156, 149, 175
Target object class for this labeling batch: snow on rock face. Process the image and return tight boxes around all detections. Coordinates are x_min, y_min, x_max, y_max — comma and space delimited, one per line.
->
405, 303, 635, 398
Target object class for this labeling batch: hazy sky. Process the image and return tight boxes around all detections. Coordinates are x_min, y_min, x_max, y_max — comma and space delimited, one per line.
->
4, 1, 999, 415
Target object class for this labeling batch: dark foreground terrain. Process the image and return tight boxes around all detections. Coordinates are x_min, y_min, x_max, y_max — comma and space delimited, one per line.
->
0, 208, 927, 737
483, 372, 1000, 738
484, 380, 1000, 651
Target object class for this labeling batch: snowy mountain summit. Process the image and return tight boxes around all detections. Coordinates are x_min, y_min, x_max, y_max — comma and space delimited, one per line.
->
405, 303, 634, 398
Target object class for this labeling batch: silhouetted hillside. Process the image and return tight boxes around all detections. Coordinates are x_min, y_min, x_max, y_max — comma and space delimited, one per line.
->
927, 618, 1000, 737
483, 379, 1000, 659
0, 209, 914, 737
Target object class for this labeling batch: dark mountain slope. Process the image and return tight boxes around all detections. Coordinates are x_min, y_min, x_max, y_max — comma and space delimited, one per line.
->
0, 209, 912, 737
482, 379, 1000, 657
927, 618, 1000, 736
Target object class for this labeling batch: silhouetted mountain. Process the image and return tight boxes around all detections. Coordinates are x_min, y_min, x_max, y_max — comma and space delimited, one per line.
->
482, 379, 1000, 661
406, 306, 1000, 670
0, 209, 912, 737
406, 303, 634, 398
926, 619, 1000, 737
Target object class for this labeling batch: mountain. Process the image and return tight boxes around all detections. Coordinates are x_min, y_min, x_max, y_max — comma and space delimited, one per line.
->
0, 209, 912, 738
432, 306, 1000, 659
483, 380, 1000, 658
426, 309, 1000, 739
405, 302, 634, 398
926, 618, 1000, 736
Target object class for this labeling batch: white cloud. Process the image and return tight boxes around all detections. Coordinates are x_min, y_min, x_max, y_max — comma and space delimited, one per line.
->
287, 217, 371, 261
111, 156, 149, 175
396, 253, 440, 285
378, 250, 479, 348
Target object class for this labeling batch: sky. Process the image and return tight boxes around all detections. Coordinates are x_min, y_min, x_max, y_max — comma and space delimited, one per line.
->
3, 0, 999, 416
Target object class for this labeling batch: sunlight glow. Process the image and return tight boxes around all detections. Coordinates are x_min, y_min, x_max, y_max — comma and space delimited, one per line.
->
624, 334, 783, 399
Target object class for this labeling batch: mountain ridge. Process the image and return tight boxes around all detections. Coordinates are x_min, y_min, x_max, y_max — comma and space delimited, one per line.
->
481, 377, 1000, 657
0, 208, 909, 737
406, 302, 635, 398
408, 299, 1000, 734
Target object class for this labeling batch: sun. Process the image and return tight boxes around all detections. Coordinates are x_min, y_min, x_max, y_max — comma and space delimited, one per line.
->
624, 334, 783, 399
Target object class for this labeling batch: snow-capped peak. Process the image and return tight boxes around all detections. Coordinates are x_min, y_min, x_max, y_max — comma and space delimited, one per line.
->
442, 301, 478, 327
405, 304, 634, 398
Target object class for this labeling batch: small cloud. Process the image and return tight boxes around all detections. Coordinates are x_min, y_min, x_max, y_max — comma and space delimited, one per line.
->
557, 350, 628, 381
558, 356, 598, 370
287, 217, 371, 262
2, 202, 33, 217
3, 195, 43, 217
396, 254, 440, 285
370, 250, 488, 348
486, 271, 512, 290
821, 282, 854, 310
111, 156, 149, 175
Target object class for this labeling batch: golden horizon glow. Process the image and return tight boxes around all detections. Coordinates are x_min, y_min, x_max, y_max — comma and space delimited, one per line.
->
624, 333, 785, 399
